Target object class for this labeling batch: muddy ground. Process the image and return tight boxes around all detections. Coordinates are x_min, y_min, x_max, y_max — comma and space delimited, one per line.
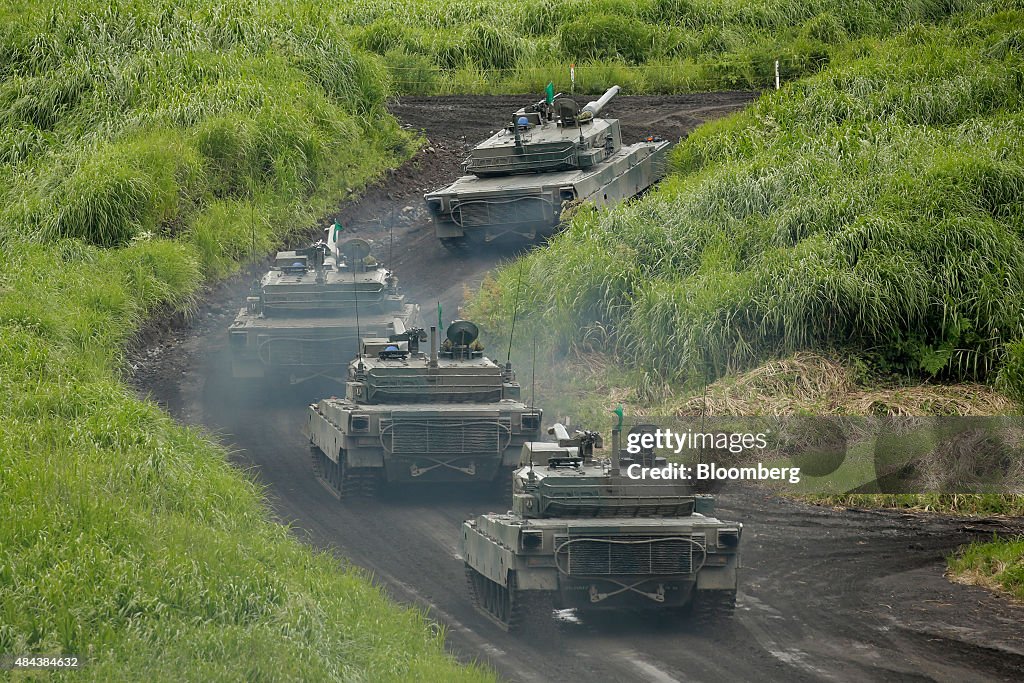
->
132, 94, 1024, 682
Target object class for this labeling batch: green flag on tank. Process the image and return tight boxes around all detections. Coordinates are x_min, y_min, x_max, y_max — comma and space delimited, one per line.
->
438, 302, 443, 331
333, 222, 342, 240
545, 82, 554, 104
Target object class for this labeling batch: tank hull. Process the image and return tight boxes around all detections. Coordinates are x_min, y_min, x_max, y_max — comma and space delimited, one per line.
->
229, 303, 418, 383
425, 140, 671, 245
461, 513, 740, 613
307, 400, 543, 489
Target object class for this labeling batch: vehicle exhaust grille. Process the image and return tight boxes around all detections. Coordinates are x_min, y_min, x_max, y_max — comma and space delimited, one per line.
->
381, 418, 512, 455
259, 337, 357, 367
452, 196, 551, 227
555, 535, 705, 576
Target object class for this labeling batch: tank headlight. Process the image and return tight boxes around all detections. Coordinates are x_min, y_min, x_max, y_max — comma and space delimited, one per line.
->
718, 528, 740, 547
520, 530, 543, 550
350, 415, 370, 431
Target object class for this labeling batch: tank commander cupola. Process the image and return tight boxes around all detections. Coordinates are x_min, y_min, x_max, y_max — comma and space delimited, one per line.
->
440, 320, 485, 359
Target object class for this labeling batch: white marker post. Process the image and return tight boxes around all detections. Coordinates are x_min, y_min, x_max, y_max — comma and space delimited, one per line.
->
775, 60, 780, 90
570, 63, 575, 92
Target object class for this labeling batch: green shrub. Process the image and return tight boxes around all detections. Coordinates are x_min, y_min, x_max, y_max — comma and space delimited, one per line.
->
518, 2, 563, 36
0, 70, 91, 129
802, 11, 849, 43
559, 14, 655, 64
644, 0, 697, 26
463, 22, 523, 71
432, 34, 469, 69
357, 17, 421, 55
44, 150, 163, 247
386, 49, 441, 94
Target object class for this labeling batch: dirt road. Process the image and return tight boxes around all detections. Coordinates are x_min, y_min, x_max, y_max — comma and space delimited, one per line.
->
133, 94, 1024, 682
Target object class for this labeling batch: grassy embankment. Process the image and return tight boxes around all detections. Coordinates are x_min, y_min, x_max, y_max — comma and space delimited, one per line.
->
467, 5, 1024, 595
0, 2, 491, 680
338, 0, 968, 94
950, 537, 1024, 600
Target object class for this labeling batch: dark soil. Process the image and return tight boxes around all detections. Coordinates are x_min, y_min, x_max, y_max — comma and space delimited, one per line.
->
132, 93, 1024, 683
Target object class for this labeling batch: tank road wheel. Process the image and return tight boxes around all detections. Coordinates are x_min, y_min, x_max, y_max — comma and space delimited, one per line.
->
465, 566, 558, 635
312, 447, 380, 501
465, 566, 482, 610
465, 566, 521, 632
310, 444, 323, 478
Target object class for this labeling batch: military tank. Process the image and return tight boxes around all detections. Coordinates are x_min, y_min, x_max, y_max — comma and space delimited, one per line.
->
305, 320, 543, 498
228, 230, 419, 384
461, 421, 742, 631
424, 85, 672, 251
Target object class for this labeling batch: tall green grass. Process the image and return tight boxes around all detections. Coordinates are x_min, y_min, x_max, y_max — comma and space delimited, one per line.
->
0, 1, 489, 680
949, 536, 1024, 600
0, 309, 491, 680
342, 0, 967, 93
469, 6, 1024, 401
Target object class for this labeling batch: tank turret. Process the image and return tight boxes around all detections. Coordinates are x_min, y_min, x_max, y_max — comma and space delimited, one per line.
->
342, 320, 522, 405
462, 86, 623, 177
511, 423, 705, 519
425, 85, 673, 250
306, 321, 543, 498
460, 421, 742, 630
228, 231, 419, 384
254, 237, 398, 316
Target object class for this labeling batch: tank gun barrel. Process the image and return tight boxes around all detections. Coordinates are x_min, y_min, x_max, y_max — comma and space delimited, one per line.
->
582, 85, 620, 118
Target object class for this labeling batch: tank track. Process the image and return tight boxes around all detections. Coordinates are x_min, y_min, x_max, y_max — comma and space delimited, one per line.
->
465, 566, 553, 633
692, 590, 736, 622
439, 236, 470, 254
311, 445, 381, 501
491, 468, 515, 511
465, 565, 519, 631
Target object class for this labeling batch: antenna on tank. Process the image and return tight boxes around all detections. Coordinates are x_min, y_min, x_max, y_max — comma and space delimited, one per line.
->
698, 367, 709, 467
530, 335, 537, 411
352, 248, 362, 363
506, 259, 525, 365
389, 207, 395, 270
246, 203, 262, 315
250, 203, 256, 272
